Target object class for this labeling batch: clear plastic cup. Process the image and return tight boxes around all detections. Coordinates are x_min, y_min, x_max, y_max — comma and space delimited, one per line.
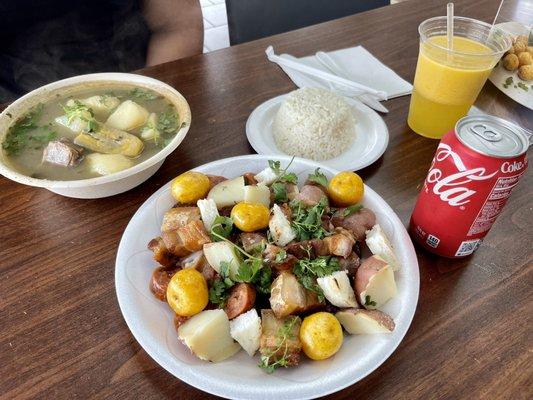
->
407, 16, 512, 139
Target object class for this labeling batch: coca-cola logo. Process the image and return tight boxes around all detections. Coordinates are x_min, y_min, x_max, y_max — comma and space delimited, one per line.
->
501, 161, 525, 173
425, 144, 497, 207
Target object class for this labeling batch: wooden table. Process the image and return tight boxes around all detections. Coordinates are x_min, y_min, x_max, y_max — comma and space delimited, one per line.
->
1, 0, 531, 398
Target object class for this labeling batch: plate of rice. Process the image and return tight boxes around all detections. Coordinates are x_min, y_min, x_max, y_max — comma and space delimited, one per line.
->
246, 88, 389, 171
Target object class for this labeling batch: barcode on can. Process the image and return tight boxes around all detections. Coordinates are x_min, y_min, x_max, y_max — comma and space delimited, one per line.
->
426, 234, 440, 248
455, 239, 481, 257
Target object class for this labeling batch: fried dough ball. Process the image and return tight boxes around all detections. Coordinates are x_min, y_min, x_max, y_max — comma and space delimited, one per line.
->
527, 46, 533, 57
505, 45, 515, 56
514, 35, 527, 44
513, 40, 527, 54
517, 65, 533, 81
518, 52, 532, 66
502, 53, 519, 71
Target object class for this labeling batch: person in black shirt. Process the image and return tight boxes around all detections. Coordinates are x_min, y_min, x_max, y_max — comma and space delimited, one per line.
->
0, 0, 203, 102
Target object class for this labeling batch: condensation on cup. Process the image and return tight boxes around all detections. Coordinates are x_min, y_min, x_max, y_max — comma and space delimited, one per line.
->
410, 115, 529, 258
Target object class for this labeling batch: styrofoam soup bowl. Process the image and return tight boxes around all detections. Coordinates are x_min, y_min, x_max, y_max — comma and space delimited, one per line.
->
0, 73, 191, 198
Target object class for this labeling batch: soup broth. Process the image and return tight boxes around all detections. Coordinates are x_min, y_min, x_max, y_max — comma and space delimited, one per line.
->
2, 85, 182, 180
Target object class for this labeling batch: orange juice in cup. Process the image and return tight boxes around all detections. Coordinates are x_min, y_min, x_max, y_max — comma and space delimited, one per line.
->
407, 17, 512, 139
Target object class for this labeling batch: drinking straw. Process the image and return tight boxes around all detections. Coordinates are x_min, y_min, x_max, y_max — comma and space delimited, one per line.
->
487, 0, 505, 45
447, 3, 454, 51
491, 0, 505, 30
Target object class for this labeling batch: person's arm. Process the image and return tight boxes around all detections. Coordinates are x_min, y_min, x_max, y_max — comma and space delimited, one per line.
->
144, 0, 204, 66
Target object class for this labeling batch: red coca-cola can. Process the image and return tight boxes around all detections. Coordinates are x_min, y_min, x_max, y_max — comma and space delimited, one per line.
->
409, 115, 529, 258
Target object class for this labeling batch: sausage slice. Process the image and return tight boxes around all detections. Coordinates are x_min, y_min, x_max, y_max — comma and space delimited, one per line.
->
224, 283, 256, 319
150, 266, 179, 301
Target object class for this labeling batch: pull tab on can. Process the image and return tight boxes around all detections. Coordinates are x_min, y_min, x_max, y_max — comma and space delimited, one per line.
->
455, 115, 528, 158
469, 124, 502, 142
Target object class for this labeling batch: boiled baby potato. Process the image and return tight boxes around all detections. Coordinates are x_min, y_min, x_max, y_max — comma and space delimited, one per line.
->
202, 241, 242, 279
328, 171, 364, 206
74, 125, 144, 157
85, 153, 134, 176
171, 171, 210, 204
243, 184, 270, 206
230, 202, 270, 232
166, 269, 208, 317
207, 176, 245, 208
299, 312, 343, 360
106, 100, 149, 131
178, 309, 241, 362
335, 308, 395, 334
355, 255, 397, 309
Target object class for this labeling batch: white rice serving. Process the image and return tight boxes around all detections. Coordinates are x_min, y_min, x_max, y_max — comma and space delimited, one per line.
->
272, 88, 355, 161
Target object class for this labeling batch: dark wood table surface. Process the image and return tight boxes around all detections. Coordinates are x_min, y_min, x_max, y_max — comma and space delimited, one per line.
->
1, 0, 531, 399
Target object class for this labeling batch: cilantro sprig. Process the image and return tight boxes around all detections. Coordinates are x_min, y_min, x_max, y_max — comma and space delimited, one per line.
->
293, 256, 340, 302
130, 87, 159, 100
290, 197, 330, 241
269, 158, 298, 203
210, 216, 234, 241
364, 295, 377, 307
2, 104, 57, 155
308, 168, 328, 187
62, 100, 99, 132
157, 107, 180, 134
209, 261, 234, 306
208, 230, 273, 305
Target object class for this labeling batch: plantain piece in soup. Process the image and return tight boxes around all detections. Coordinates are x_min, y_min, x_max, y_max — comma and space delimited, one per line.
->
74, 124, 144, 157
259, 310, 302, 372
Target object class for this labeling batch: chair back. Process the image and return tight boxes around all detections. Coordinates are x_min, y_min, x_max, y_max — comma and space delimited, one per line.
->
226, 0, 390, 45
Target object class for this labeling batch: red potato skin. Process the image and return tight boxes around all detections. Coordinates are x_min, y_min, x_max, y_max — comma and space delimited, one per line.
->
354, 255, 388, 298
224, 283, 256, 319
331, 207, 376, 241
206, 174, 227, 190
294, 185, 327, 207
150, 266, 179, 301
243, 172, 258, 185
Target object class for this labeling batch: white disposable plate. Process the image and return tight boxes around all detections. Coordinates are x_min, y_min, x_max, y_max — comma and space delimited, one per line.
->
488, 22, 533, 111
246, 95, 389, 171
115, 154, 419, 400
